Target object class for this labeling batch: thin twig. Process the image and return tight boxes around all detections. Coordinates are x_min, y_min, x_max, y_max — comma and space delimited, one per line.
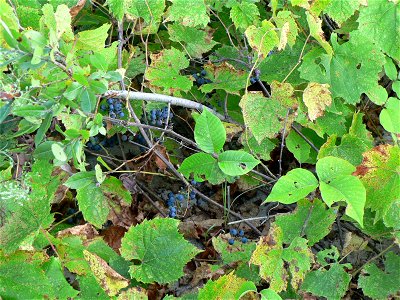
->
136, 182, 167, 217
352, 243, 395, 276
256, 79, 271, 98
278, 109, 290, 176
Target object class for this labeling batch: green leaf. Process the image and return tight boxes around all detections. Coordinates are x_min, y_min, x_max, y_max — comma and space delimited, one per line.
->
357, 0, 400, 60
64, 82, 83, 100
212, 235, 256, 264
0, 101, 12, 124
384, 57, 398, 81
64, 171, 96, 190
166, 0, 209, 28
42, 257, 79, 299
380, 97, 400, 134
286, 130, 311, 163
240, 92, 287, 143
358, 252, 400, 299
168, 24, 217, 58
76, 183, 109, 228
330, 33, 385, 104
76, 24, 111, 51
274, 198, 336, 246
230, 2, 260, 31
217, 150, 260, 176
198, 273, 257, 300
264, 168, 319, 204
245, 20, 279, 58
199, 62, 248, 95
100, 176, 132, 205
51, 143, 67, 161
120, 218, 200, 284
34, 112, 53, 146
260, 289, 282, 300
0, 253, 54, 299
274, 10, 298, 48
145, 47, 192, 94
105, 0, 125, 20
301, 263, 351, 300
13, 105, 47, 118
194, 108, 226, 154
178, 153, 229, 185
306, 12, 332, 56
316, 156, 366, 226
354, 145, 400, 222
80, 87, 97, 113
242, 134, 277, 161
126, 0, 165, 33
324, 0, 362, 26
250, 225, 313, 293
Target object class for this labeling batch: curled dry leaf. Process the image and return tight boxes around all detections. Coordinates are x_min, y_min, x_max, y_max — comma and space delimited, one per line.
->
57, 223, 99, 239
70, 0, 86, 18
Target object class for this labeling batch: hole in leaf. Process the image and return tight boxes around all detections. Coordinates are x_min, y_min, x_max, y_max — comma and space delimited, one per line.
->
356, 63, 361, 69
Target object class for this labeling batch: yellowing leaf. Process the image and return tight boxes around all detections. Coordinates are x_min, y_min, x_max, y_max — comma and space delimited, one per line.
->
278, 22, 290, 50
303, 82, 332, 121
274, 11, 298, 48
306, 12, 333, 57
166, 0, 209, 27
83, 250, 129, 296
245, 20, 279, 58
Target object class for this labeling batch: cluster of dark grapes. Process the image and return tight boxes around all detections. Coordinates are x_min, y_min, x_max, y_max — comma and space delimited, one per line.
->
228, 228, 248, 245
250, 69, 261, 84
87, 135, 118, 151
101, 98, 125, 119
166, 190, 197, 218
148, 107, 173, 127
193, 69, 212, 87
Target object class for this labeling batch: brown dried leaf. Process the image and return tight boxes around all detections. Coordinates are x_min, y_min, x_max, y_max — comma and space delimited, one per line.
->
102, 225, 127, 254
70, 0, 86, 18
57, 223, 99, 239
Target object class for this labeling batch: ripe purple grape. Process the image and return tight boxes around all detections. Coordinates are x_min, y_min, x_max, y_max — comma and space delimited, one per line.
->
230, 229, 238, 236
238, 230, 244, 237
228, 239, 235, 245
241, 237, 248, 243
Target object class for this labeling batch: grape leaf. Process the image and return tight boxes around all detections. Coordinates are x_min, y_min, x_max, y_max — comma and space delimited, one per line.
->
353, 144, 400, 222
126, 0, 165, 33
76, 24, 111, 51
145, 47, 192, 94
120, 218, 200, 284
274, 10, 298, 48
301, 263, 351, 300
218, 150, 260, 176
230, 2, 260, 31
212, 235, 256, 265
357, 0, 400, 60
358, 252, 400, 299
245, 20, 279, 58
241, 133, 277, 161
303, 82, 332, 121
168, 24, 218, 58
274, 198, 336, 246
306, 12, 332, 56
264, 168, 319, 204
198, 273, 257, 300
324, 0, 362, 26
166, 0, 209, 28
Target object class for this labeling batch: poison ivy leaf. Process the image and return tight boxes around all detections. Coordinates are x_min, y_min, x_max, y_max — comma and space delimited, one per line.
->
264, 168, 319, 204
178, 153, 229, 185
193, 108, 226, 153
230, 2, 260, 31
303, 82, 332, 121
245, 20, 279, 58
380, 97, 400, 134
200, 62, 248, 95
353, 144, 400, 222
330, 33, 385, 104
286, 130, 311, 163
301, 263, 351, 300
168, 24, 217, 58
275, 198, 336, 246
384, 57, 398, 81
76, 24, 111, 51
83, 250, 129, 296
0, 252, 55, 299
324, 0, 362, 26
198, 273, 257, 300
240, 91, 287, 143
166, 0, 209, 28
120, 218, 200, 284
260, 289, 282, 300
145, 47, 192, 94
358, 252, 400, 299
274, 10, 298, 48
64, 171, 96, 190
42, 257, 79, 299
76, 183, 110, 228
51, 143, 67, 162
218, 150, 260, 176
357, 0, 400, 60
306, 12, 332, 57
316, 156, 366, 226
